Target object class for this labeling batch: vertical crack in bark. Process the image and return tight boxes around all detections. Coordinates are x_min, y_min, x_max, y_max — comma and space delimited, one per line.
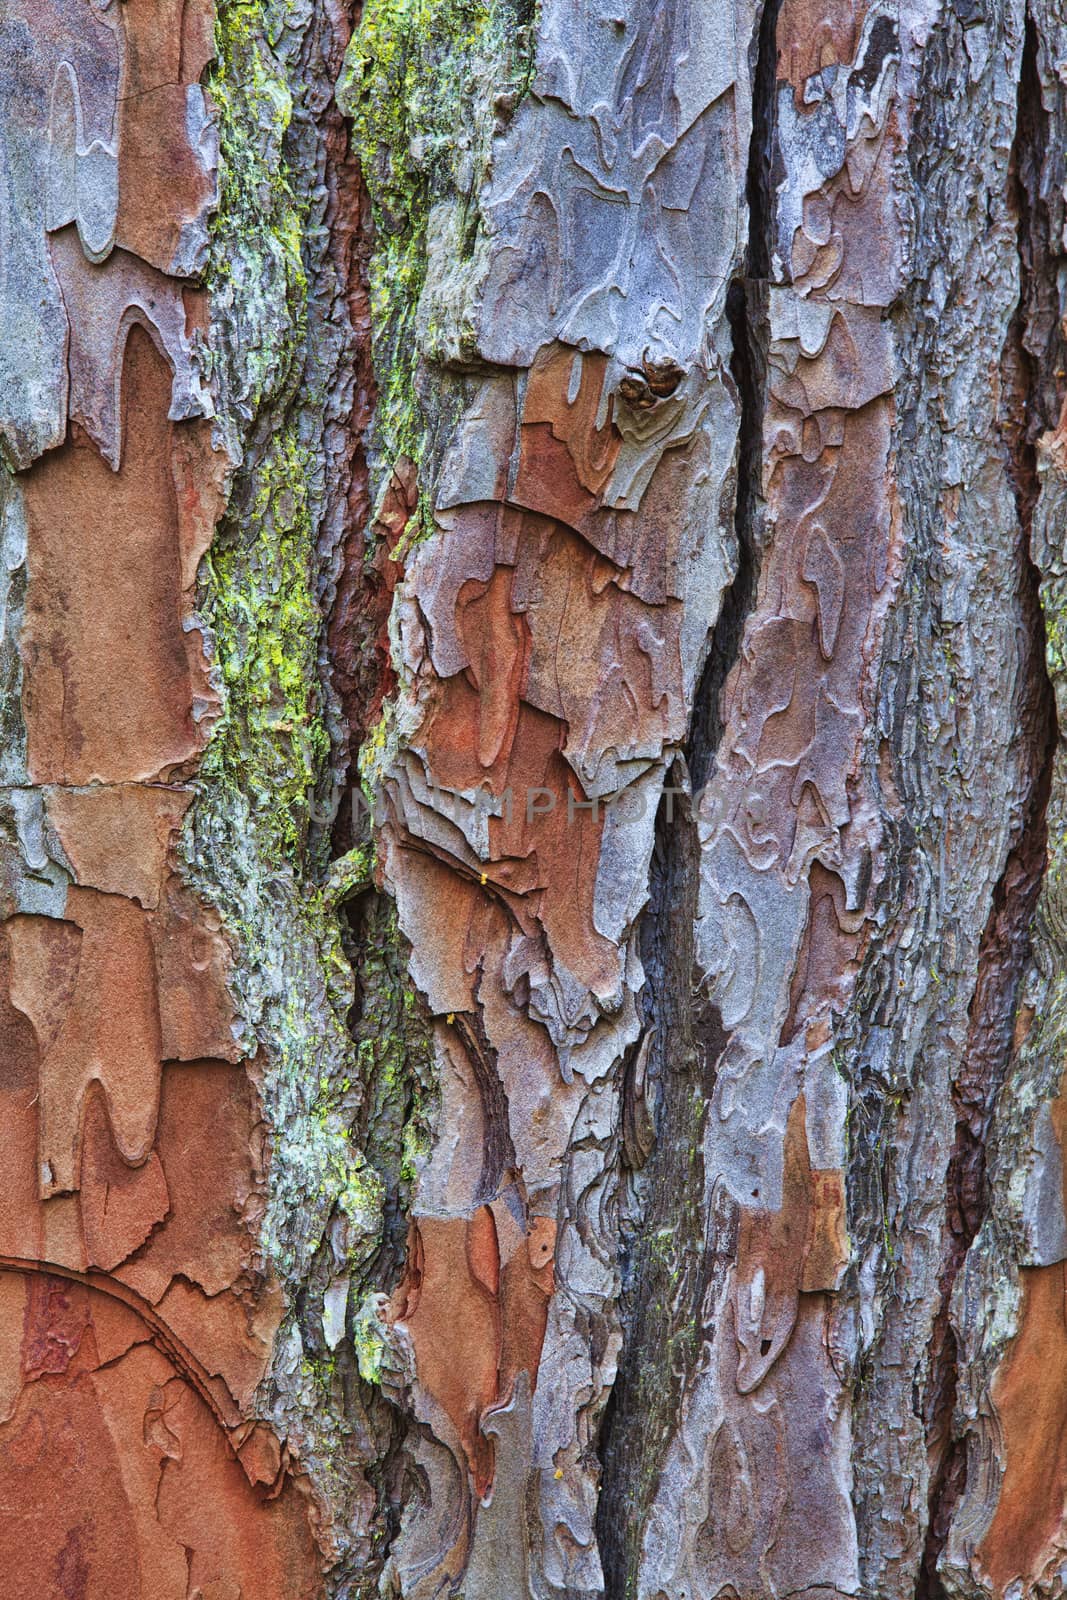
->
323, 0, 383, 853
744, 0, 783, 286
689, 0, 779, 792
596, 774, 720, 1600
917, 16, 1058, 1593
310, 2, 440, 1582
596, 5, 779, 1592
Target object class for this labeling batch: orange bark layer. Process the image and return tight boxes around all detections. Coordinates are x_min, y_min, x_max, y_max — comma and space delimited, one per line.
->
389, 1205, 556, 1499
1, 2, 323, 1585
978, 1263, 1067, 1594
0, 1273, 319, 1600
21, 337, 209, 786
733, 1095, 848, 1394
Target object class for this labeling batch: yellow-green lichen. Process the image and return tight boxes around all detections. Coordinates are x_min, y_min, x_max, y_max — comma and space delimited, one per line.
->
352, 1292, 389, 1386
337, 0, 536, 529
186, 0, 378, 1299
208, 2, 309, 439
200, 437, 331, 870
180, 3, 457, 1584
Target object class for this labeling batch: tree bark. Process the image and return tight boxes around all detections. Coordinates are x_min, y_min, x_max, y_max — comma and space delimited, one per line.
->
3, 1, 1067, 1598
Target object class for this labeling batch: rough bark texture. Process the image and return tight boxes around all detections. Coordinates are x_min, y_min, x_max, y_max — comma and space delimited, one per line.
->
4, 0, 1067, 1597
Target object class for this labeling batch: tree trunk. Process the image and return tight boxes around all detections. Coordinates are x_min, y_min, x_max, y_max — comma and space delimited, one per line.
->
2, 0, 1067, 1596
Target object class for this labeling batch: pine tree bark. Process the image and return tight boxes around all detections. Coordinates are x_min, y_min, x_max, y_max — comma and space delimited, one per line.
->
3, 1, 1067, 1598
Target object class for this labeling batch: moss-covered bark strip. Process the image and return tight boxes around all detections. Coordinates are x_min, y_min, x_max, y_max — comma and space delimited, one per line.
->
187, 2, 413, 1584
338, 0, 535, 530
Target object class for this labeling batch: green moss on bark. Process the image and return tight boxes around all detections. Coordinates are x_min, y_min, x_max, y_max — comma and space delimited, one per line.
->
200, 437, 331, 869
337, 0, 536, 527
194, 0, 358, 1278
185, 6, 393, 1571
207, 2, 309, 444
186, 7, 447, 1583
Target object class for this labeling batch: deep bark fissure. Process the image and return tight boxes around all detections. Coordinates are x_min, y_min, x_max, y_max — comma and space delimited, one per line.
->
596, 775, 720, 1600
286, 6, 443, 1582
596, 7, 780, 1592
917, 18, 1058, 1593
689, 0, 780, 792
745, 0, 783, 286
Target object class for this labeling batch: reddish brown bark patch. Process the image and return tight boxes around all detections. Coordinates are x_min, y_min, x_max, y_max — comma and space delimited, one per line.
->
978, 1264, 1067, 1594
0, 1273, 321, 1600
21, 331, 208, 786
389, 1205, 556, 1499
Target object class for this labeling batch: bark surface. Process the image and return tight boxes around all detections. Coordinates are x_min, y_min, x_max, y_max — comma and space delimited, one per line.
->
3, 1, 1067, 1598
